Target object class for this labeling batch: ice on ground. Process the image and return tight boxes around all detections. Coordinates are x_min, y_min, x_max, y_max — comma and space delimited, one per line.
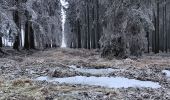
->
162, 70, 170, 77
69, 65, 123, 75
36, 76, 161, 89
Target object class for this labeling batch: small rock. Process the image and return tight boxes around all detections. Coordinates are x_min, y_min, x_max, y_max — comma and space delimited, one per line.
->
51, 70, 62, 77
45, 96, 53, 100
0, 66, 5, 70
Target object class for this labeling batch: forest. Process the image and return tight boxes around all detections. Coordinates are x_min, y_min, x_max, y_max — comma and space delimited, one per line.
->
0, 0, 170, 100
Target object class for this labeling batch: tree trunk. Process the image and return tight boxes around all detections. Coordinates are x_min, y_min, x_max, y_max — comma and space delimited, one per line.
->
77, 20, 81, 48
96, 0, 100, 48
87, 1, 90, 49
24, 20, 35, 50
0, 37, 2, 47
147, 32, 149, 53
13, 36, 19, 50
92, 5, 96, 49
152, 12, 156, 53
24, 21, 30, 49
162, 0, 165, 52
165, 0, 168, 52
29, 23, 35, 49
155, 0, 160, 53
13, 0, 21, 50
13, 10, 20, 50
84, 6, 88, 49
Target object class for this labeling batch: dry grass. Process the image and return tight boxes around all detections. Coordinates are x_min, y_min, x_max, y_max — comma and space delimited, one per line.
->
0, 79, 4, 86
12, 79, 33, 87
26, 48, 170, 69
0, 48, 169, 99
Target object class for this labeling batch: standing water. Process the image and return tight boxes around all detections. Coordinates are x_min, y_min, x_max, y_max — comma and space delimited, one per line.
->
60, 0, 68, 48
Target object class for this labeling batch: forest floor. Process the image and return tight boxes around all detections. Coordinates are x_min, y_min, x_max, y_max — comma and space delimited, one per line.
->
0, 48, 170, 100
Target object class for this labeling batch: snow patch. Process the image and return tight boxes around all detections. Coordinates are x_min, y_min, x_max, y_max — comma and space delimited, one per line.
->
162, 70, 170, 77
69, 65, 123, 75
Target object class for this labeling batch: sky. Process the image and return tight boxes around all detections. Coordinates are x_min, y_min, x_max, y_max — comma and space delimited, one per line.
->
60, 0, 69, 8
60, 0, 68, 48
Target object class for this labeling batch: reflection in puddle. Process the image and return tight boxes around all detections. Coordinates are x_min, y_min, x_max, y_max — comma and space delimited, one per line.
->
36, 76, 161, 89
162, 70, 170, 77
69, 65, 123, 75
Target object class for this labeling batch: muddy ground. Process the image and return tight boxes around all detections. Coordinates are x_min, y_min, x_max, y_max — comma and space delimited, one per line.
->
0, 48, 170, 100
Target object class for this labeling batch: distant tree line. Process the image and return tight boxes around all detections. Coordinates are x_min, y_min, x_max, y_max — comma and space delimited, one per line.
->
65, 0, 170, 58
65, 0, 101, 49
1, 0, 170, 58
152, 0, 170, 53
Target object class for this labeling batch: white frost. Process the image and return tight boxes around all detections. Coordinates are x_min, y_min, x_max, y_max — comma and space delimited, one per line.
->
69, 65, 123, 75
162, 70, 170, 77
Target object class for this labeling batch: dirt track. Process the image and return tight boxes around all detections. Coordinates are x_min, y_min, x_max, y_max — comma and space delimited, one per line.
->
0, 48, 170, 100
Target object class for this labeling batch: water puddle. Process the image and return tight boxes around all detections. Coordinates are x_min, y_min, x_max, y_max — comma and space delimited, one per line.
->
162, 70, 170, 77
36, 76, 161, 89
69, 65, 123, 75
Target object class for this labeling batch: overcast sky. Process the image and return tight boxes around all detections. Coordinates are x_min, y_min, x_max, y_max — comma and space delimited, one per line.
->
60, 0, 69, 8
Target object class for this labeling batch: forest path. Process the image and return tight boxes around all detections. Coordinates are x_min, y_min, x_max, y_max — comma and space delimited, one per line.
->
0, 48, 170, 99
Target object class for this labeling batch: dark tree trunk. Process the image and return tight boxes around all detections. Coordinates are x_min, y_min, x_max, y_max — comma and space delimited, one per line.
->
29, 23, 35, 49
165, 0, 168, 52
147, 32, 149, 53
14, 11, 19, 28
96, 0, 100, 48
152, 12, 156, 53
87, 1, 90, 49
46, 44, 49, 48
92, 5, 96, 49
155, 0, 159, 53
163, 0, 165, 52
13, 10, 20, 50
24, 21, 30, 49
0, 37, 2, 47
92, 28, 95, 48
77, 20, 81, 48
24, 20, 35, 50
84, 6, 88, 49
52, 39, 57, 48
13, 36, 19, 51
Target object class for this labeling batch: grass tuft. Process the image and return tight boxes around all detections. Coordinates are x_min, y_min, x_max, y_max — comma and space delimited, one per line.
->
12, 79, 33, 87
